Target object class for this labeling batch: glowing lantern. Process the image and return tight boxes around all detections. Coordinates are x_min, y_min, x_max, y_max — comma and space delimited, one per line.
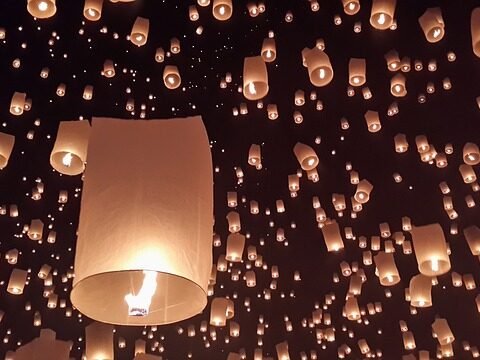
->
321, 220, 344, 252
226, 211, 241, 233
7, 268, 27, 295
354, 179, 373, 203
390, 73, 407, 97
419, 7, 445, 43
0, 132, 15, 169
370, 0, 396, 30
472, 8, 480, 57
409, 274, 432, 307
411, 224, 450, 276
384, 50, 400, 71
248, 144, 262, 168
103, 60, 115, 77
83, 0, 103, 21
394, 133, 408, 153
155, 48, 165, 63
364, 110, 381, 132
464, 226, 480, 255
28, 219, 44, 240
210, 297, 230, 326
463, 142, 480, 165
432, 318, 454, 345
459, 164, 477, 183
305, 47, 334, 87
243, 56, 269, 100
345, 297, 360, 320
163, 65, 181, 90
276, 341, 290, 360
86, 322, 114, 360
10, 92, 26, 116
261, 38, 276, 62
70, 116, 213, 325
402, 331, 416, 350
213, 0, 233, 21
170, 37, 181, 54
130, 17, 149, 47
27, 0, 56, 19
374, 252, 400, 286
226, 233, 245, 262
83, 85, 94, 100
342, 0, 360, 15
50, 120, 91, 176
348, 58, 366, 86
293, 142, 319, 171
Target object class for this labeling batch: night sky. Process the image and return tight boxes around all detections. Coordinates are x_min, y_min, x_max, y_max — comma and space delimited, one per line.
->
1, 0, 480, 359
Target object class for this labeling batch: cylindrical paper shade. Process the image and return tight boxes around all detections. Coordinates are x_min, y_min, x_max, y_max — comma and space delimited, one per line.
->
261, 38, 276, 62
294, 90, 305, 105
130, 17, 149, 46
226, 211, 241, 233
267, 104, 278, 119
374, 252, 400, 286
364, 110, 381, 132
163, 65, 181, 89
348, 58, 366, 86
71, 116, 213, 325
7, 268, 28, 295
345, 297, 360, 320
370, 0, 396, 30
28, 219, 44, 240
248, 144, 261, 166
409, 274, 432, 307
170, 37, 180, 54
103, 60, 115, 77
305, 47, 334, 87
245, 270, 256, 287
210, 297, 228, 326
50, 120, 91, 176
384, 49, 400, 71
343, 0, 360, 15
0, 132, 15, 169
86, 322, 114, 360
463, 142, 480, 165
459, 164, 477, 183
411, 224, 451, 276
293, 142, 319, 170
84, 0, 103, 21
464, 225, 480, 255
354, 179, 373, 203
38, 264, 52, 279
322, 221, 344, 252
83, 85, 94, 100
472, 8, 480, 57
10, 92, 26, 116
276, 341, 290, 360
358, 339, 370, 354
189, 5, 199, 21
243, 56, 269, 100
226, 233, 245, 262
402, 331, 416, 350
27, 0, 57, 19
419, 7, 445, 43
432, 318, 454, 345
394, 134, 408, 153
213, 0, 233, 20
390, 73, 407, 97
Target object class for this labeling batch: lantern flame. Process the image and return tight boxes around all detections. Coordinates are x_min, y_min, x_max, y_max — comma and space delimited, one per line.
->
377, 13, 386, 25
38, 1, 49, 11
125, 271, 158, 316
62, 152, 73, 167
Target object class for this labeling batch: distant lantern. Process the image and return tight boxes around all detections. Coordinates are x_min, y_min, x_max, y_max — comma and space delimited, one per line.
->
261, 38, 276, 62
170, 37, 181, 54
248, 144, 262, 168
86, 322, 114, 360
226, 211, 241, 233
459, 164, 477, 183
83, 85, 94, 100
163, 65, 181, 90
409, 274, 432, 307
70, 116, 213, 325
394, 133, 408, 153
345, 297, 360, 320
390, 73, 407, 97
189, 5, 199, 21
130, 17, 149, 47
321, 220, 345, 252
293, 142, 319, 171
364, 110, 381, 132
354, 179, 373, 204
384, 50, 400, 71
349, 58, 366, 86
463, 142, 480, 165
464, 225, 480, 255
0, 132, 15, 169
374, 252, 400, 286
7, 268, 27, 295
10, 92, 26, 116
276, 341, 290, 360
294, 90, 305, 105
213, 0, 233, 21
411, 223, 451, 276
27, 0, 57, 19
28, 219, 44, 240
342, 0, 360, 15
50, 120, 91, 176
210, 297, 229, 326
83, 0, 103, 21
370, 0, 396, 30
415, 135, 429, 153
226, 233, 245, 262
155, 48, 165, 63
403, 331, 416, 350
267, 104, 278, 120
243, 56, 269, 100
419, 7, 445, 43
472, 8, 480, 57
432, 318, 455, 345
56, 83, 66, 96
305, 47, 334, 87
103, 60, 115, 77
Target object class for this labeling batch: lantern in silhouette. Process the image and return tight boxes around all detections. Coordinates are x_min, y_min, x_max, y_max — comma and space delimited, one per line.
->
130, 17, 149, 46
70, 116, 213, 325
348, 58, 366, 86
419, 7, 445, 43
243, 56, 269, 100
411, 223, 450, 276
305, 47, 334, 87
213, 0, 233, 21
50, 120, 91, 176
370, 0, 396, 30
27, 0, 57, 19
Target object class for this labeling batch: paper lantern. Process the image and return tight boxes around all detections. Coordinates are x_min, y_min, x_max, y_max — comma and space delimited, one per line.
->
348, 58, 366, 86
322, 221, 344, 252
243, 56, 269, 100
86, 322, 114, 360
276, 341, 290, 360
267, 104, 278, 120
83, 85, 94, 100
7, 269, 26, 297
459, 164, 477, 183
419, 7, 445, 43
293, 142, 319, 171
472, 8, 480, 57
226, 211, 241, 233
394, 133, 408, 153
27, 0, 56, 19
261, 38, 276, 62
248, 144, 262, 168
0, 132, 15, 169
27, 219, 44, 240
409, 274, 432, 307
83, 0, 103, 21
364, 110, 381, 132
345, 297, 360, 320
245, 270, 256, 287
50, 120, 91, 176
463, 142, 480, 165
130, 17, 149, 46
70, 116, 213, 325
102, 60, 115, 77
189, 5, 199, 21
402, 331, 416, 350
305, 47, 334, 87
294, 90, 305, 105
432, 318, 454, 345
374, 252, 400, 286
170, 37, 180, 54
210, 297, 229, 326
384, 49, 400, 71
390, 73, 407, 97
370, 0, 396, 30
464, 226, 480, 255
342, 0, 360, 15
411, 224, 450, 276
213, 0, 233, 21
226, 233, 245, 262
163, 65, 181, 90
354, 179, 373, 203
10, 92, 26, 116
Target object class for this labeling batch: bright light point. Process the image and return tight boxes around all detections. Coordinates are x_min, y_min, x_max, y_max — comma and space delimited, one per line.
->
377, 13, 386, 25
431, 258, 439, 272
38, 1, 49, 11
394, 85, 401, 93
219, 6, 225, 15
386, 274, 393, 283
135, 35, 143, 42
433, 28, 441, 38
168, 76, 175, 85
266, 49, 272, 58
62, 152, 73, 167
248, 82, 257, 95
319, 68, 326, 79
348, 2, 355, 10
353, 77, 359, 84
307, 158, 315, 166
125, 271, 157, 316
87, 8, 96, 17
419, 300, 425, 307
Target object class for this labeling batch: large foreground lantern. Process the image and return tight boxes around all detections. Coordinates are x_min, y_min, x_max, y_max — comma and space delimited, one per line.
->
27, 0, 57, 19
305, 47, 334, 87
71, 116, 213, 325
